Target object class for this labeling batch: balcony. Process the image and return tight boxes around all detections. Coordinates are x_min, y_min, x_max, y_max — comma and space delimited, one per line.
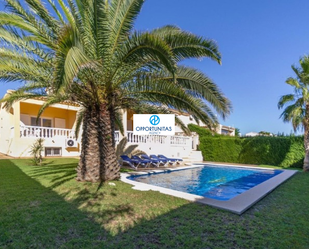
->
115, 131, 192, 147
20, 127, 193, 149
20, 125, 75, 139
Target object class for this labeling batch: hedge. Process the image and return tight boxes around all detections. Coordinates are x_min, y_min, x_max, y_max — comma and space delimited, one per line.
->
189, 124, 304, 168
199, 137, 242, 163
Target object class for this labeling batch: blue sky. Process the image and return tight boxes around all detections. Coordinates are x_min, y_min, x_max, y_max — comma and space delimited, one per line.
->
1, 0, 309, 135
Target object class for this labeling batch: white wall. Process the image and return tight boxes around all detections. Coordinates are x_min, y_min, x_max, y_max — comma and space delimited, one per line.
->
3, 135, 80, 157
175, 115, 196, 132
129, 140, 192, 158
0, 104, 15, 155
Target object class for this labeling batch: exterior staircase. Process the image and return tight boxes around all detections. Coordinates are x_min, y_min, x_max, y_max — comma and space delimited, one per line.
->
182, 150, 203, 163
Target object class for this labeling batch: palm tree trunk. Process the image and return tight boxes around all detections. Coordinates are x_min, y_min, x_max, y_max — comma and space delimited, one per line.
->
109, 105, 116, 147
303, 104, 309, 172
304, 127, 309, 172
76, 104, 120, 182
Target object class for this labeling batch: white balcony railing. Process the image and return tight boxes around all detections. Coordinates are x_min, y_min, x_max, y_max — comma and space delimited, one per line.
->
170, 135, 192, 146
19, 126, 192, 148
20, 125, 74, 139
127, 131, 167, 144
126, 131, 191, 147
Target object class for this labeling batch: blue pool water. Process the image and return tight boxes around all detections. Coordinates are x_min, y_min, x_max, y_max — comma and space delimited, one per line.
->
128, 165, 283, 200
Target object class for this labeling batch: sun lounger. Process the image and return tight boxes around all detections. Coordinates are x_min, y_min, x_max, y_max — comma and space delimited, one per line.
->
120, 155, 140, 169
149, 154, 168, 166
141, 154, 160, 167
131, 155, 151, 168
158, 154, 183, 165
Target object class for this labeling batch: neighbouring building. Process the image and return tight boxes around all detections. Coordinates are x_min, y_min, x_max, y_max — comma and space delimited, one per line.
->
245, 132, 259, 137
216, 124, 235, 136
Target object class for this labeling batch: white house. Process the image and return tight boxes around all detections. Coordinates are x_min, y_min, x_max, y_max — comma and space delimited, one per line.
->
0, 90, 236, 162
0, 90, 203, 161
245, 132, 259, 137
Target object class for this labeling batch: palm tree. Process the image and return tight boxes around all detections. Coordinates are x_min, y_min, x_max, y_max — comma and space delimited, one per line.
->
278, 55, 309, 171
0, 0, 231, 182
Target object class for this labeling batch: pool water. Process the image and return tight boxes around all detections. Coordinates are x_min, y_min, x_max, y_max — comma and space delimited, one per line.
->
128, 165, 283, 200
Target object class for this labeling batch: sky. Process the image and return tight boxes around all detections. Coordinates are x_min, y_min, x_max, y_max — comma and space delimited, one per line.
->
1, 0, 309, 135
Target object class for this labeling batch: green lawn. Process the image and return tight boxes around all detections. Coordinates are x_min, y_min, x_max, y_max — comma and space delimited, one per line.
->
0, 159, 308, 248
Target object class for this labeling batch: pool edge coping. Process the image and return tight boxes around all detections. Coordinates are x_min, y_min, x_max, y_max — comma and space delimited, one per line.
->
120, 164, 298, 215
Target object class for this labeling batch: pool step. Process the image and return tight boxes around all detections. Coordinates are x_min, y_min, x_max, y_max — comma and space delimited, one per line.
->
182, 150, 203, 163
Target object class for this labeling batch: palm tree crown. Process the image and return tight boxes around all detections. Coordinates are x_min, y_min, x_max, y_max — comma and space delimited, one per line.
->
278, 55, 309, 171
0, 0, 232, 181
278, 56, 309, 131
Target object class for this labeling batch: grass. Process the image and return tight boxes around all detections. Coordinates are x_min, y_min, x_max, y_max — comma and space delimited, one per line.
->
0, 158, 309, 248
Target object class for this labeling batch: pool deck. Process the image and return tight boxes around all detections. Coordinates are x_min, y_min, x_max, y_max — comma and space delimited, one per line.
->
121, 163, 298, 215
0, 153, 13, 159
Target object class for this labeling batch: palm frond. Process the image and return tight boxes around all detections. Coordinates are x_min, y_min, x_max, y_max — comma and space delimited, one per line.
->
115, 137, 144, 160
278, 94, 295, 109
159, 66, 231, 118
279, 55, 309, 132
125, 75, 219, 128
75, 107, 85, 138
36, 95, 68, 121
25, 0, 60, 34
108, 0, 144, 54
46, 0, 65, 24
152, 26, 221, 64
57, 0, 76, 27
114, 110, 124, 135
0, 90, 42, 110
286, 77, 301, 89
114, 31, 177, 78
175, 116, 191, 135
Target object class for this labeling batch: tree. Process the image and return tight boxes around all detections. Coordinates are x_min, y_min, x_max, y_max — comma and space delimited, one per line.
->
258, 131, 272, 136
0, 0, 231, 182
235, 128, 240, 137
278, 55, 309, 171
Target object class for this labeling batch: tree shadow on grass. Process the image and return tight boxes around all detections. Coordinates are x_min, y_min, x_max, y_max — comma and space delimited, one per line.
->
0, 160, 134, 248
1, 159, 309, 249
23, 161, 78, 189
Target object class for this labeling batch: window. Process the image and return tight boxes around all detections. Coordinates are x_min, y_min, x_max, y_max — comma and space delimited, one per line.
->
31, 117, 52, 127
31, 117, 40, 126
42, 119, 52, 127
45, 147, 62, 157
221, 129, 230, 135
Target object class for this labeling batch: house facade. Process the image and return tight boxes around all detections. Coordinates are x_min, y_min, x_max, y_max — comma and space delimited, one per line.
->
0, 92, 80, 157
216, 124, 235, 136
0, 90, 203, 161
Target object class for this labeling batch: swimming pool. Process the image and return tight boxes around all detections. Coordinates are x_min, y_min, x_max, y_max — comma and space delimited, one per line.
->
122, 164, 297, 214
127, 165, 283, 201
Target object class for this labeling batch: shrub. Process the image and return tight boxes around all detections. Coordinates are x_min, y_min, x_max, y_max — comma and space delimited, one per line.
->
188, 124, 216, 137
30, 138, 44, 166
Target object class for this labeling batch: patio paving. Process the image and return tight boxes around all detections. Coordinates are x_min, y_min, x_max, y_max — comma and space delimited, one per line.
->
0, 153, 12, 159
